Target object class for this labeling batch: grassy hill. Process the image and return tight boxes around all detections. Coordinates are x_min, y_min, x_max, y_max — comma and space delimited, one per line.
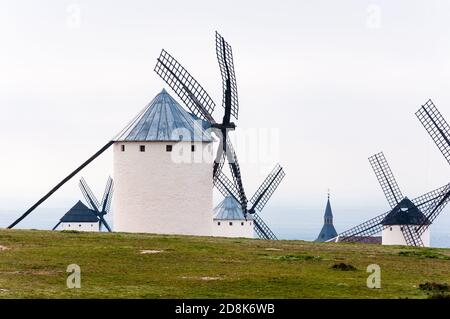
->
1, 229, 450, 298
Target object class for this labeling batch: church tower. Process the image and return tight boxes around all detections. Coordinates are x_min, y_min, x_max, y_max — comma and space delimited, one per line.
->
315, 192, 338, 242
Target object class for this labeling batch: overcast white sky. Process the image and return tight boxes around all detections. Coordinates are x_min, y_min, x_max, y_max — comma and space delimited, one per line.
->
1, 0, 450, 236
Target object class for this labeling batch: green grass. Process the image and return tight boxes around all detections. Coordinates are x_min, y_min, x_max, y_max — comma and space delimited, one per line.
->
1, 229, 450, 298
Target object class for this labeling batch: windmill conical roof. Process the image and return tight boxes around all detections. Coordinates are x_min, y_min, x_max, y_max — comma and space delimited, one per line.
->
213, 196, 252, 221
115, 89, 212, 142
60, 201, 99, 223
381, 197, 431, 226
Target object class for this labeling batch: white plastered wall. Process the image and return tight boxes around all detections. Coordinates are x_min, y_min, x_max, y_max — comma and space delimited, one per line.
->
381, 225, 430, 247
113, 141, 213, 236
61, 222, 99, 232
212, 219, 254, 238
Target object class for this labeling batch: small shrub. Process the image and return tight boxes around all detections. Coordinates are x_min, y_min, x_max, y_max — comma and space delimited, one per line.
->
331, 263, 357, 271
419, 282, 450, 292
268, 254, 322, 261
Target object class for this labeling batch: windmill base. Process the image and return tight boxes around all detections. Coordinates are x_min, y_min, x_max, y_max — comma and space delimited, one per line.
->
381, 225, 430, 247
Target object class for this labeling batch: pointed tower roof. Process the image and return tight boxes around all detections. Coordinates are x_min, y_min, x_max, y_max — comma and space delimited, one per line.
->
60, 201, 99, 223
315, 193, 338, 242
115, 89, 212, 142
324, 195, 333, 218
213, 196, 253, 221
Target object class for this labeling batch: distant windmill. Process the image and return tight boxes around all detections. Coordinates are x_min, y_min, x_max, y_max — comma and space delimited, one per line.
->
52, 177, 113, 232
214, 164, 286, 240
330, 152, 450, 246
154, 31, 283, 226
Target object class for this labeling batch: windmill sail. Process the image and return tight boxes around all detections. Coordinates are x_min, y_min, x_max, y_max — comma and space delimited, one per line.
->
155, 49, 216, 122
216, 31, 239, 120
213, 166, 281, 240
250, 164, 286, 213
253, 213, 277, 240
416, 99, 450, 165
369, 152, 404, 208
79, 177, 113, 232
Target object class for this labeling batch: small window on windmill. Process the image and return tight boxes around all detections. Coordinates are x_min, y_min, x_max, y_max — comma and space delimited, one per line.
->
121, 145, 125, 152
191, 145, 195, 152
390, 227, 393, 231
241, 222, 244, 226
166, 145, 173, 152
140, 145, 145, 152
79, 224, 81, 227
217, 222, 221, 226
229, 222, 233, 226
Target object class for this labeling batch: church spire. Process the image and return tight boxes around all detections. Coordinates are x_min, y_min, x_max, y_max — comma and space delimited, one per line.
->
324, 190, 333, 225
315, 190, 338, 242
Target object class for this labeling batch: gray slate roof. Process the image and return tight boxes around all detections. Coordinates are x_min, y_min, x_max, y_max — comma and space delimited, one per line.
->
60, 201, 99, 223
115, 89, 213, 142
381, 197, 431, 226
213, 196, 253, 221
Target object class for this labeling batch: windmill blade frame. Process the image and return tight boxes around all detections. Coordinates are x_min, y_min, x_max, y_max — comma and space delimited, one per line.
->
225, 139, 248, 214
401, 225, 424, 247
369, 152, 404, 209
250, 164, 286, 213
104, 184, 114, 215
332, 211, 388, 243
215, 31, 239, 121
79, 177, 113, 232
214, 170, 240, 202
253, 212, 277, 240
416, 182, 450, 235
79, 178, 100, 212
154, 49, 216, 123
213, 150, 226, 181
402, 183, 450, 247
412, 183, 449, 211
101, 177, 114, 213
416, 99, 450, 165
98, 216, 112, 232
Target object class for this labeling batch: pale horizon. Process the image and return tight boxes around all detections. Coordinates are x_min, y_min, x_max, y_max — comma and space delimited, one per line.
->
1, 0, 450, 243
